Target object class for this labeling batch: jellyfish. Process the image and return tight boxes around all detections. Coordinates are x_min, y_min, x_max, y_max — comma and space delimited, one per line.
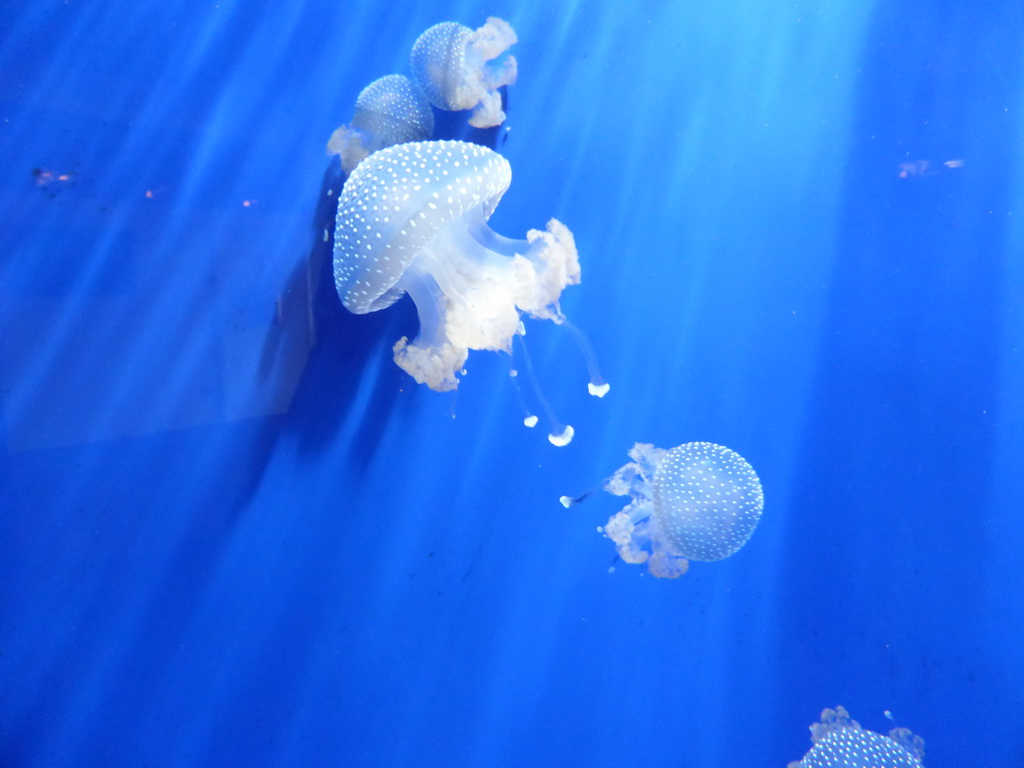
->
327, 74, 434, 174
333, 139, 599, 438
410, 17, 518, 128
788, 706, 926, 768
595, 442, 763, 578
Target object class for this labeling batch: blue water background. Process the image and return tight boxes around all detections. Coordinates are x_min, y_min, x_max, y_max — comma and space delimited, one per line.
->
2, 0, 1023, 766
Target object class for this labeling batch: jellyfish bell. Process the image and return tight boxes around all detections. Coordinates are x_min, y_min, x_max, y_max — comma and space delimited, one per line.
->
598, 442, 764, 578
789, 706, 925, 768
327, 74, 434, 174
333, 139, 598, 442
410, 17, 518, 129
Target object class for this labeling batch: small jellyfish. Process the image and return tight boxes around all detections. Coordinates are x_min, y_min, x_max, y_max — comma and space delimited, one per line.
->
333, 139, 590, 412
598, 442, 763, 578
788, 706, 926, 768
410, 17, 518, 128
327, 74, 434, 173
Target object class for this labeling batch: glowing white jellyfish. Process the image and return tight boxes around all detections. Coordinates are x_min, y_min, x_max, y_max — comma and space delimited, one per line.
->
410, 17, 518, 128
327, 74, 434, 173
592, 441, 763, 578
788, 706, 925, 768
333, 139, 602, 443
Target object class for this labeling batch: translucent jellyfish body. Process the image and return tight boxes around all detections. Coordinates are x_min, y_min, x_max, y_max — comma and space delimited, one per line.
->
327, 74, 434, 174
333, 139, 583, 398
410, 17, 518, 128
599, 442, 763, 578
788, 706, 925, 768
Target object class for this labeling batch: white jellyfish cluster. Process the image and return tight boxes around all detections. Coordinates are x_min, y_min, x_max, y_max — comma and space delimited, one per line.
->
334, 140, 581, 400
327, 17, 518, 173
789, 707, 926, 768
588, 441, 764, 578
330, 19, 607, 446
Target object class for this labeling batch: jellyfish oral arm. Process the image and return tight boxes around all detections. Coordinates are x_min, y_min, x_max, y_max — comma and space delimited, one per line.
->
600, 500, 654, 565
599, 444, 689, 576
603, 443, 667, 497
392, 268, 466, 392
463, 18, 518, 127
327, 125, 371, 171
391, 206, 581, 393
468, 17, 518, 62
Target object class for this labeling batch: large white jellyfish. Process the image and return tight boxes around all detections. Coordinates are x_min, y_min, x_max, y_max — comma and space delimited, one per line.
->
327, 74, 434, 174
593, 442, 763, 578
333, 139, 587, 404
789, 706, 925, 768
410, 18, 518, 128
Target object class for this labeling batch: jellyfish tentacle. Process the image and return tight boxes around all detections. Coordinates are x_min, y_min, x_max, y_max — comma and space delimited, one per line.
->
513, 332, 574, 447
557, 316, 610, 397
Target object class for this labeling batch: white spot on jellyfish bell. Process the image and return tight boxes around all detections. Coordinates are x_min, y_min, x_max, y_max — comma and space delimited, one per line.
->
410, 17, 518, 128
327, 74, 434, 173
598, 442, 764, 578
788, 706, 925, 768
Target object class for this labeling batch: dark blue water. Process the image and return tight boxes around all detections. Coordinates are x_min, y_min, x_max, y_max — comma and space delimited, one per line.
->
2, 1, 1022, 766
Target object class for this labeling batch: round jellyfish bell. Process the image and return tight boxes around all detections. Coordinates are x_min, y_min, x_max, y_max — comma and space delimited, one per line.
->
599, 442, 764, 578
327, 74, 434, 174
333, 139, 580, 396
410, 17, 518, 128
788, 706, 925, 768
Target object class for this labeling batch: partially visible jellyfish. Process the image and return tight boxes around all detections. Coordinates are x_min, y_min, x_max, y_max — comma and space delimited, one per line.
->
593, 441, 763, 578
333, 139, 602, 444
327, 74, 434, 174
789, 706, 926, 768
410, 17, 518, 128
